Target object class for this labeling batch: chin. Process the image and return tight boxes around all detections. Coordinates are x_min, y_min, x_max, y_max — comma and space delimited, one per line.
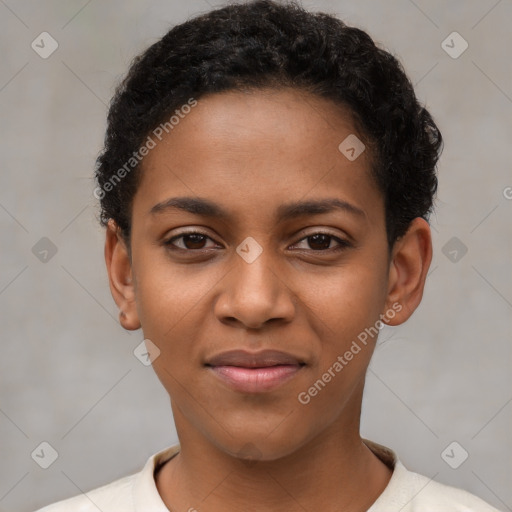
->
210, 421, 315, 463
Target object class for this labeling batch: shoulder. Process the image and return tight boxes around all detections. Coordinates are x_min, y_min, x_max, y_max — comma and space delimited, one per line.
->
404, 465, 501, 511
34, 473, 136, 512
33, 443, 180, 512
373, 461, 502, 511
363, 440, 501, 512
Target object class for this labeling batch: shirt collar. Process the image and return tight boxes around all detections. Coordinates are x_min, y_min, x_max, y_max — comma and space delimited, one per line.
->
133, 444, 180, 511
132, 439, 401, 511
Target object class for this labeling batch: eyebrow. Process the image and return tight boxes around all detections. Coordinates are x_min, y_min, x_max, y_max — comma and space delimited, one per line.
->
149, 196, 366, 221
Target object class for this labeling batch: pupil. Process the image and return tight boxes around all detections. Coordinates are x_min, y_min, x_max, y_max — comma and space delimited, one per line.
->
184, 234, 206, 249
309, 234, 330, 250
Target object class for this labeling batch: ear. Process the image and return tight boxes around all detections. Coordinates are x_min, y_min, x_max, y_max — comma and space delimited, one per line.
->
104, 219, 141, 330
382, 217, 432, 326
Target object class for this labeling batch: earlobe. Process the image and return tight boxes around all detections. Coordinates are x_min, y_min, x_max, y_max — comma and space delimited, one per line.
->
382, 217, 432, 326
104, 220, 141, 331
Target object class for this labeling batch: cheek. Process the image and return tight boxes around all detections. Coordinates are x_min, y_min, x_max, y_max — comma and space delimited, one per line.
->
292, 270, 384, 429
133, 247, 209, 333
131, 253, 224, 383
299, 259, 389, 341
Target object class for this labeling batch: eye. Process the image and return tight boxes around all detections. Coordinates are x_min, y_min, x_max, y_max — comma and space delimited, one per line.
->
163, 231, 218, 251
163, 230, 351, 253
291, 232, 350, 252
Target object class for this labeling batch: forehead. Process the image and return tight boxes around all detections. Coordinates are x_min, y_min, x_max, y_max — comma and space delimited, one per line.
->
133, 88, 383, 225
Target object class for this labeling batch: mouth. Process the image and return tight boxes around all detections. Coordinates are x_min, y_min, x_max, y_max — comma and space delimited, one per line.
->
205, 349, 306, 393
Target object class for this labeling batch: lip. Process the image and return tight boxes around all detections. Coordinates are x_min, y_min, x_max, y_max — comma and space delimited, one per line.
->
205, 349, 305, 393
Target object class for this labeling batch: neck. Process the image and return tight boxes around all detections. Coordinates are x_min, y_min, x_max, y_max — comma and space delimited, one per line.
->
156, 405, 392, 512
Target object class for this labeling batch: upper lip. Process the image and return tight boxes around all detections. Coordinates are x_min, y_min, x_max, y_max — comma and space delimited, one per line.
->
205, 349, 305, 368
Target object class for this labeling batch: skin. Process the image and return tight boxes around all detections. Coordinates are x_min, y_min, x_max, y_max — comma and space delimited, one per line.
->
105, 88, 432, 511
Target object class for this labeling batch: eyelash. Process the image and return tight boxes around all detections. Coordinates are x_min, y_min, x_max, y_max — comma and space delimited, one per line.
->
163, 230, 351, 254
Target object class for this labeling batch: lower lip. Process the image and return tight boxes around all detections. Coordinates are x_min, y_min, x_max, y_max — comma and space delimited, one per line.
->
209, 365, 303, 392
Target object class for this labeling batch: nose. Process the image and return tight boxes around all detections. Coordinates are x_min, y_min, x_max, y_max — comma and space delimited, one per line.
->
214, 245, 296, 330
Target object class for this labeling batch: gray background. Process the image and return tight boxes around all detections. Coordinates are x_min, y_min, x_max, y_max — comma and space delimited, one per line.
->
1, 1, 511, 511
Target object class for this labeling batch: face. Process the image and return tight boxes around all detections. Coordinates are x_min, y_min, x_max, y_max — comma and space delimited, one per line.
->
107, 88, 427, 461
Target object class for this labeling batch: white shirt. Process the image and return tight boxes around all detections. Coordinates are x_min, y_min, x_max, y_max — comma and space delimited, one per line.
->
35, 440, 501, 511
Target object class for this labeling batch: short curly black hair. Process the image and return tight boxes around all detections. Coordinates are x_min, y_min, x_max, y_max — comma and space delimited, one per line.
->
95, 0, 442, 247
